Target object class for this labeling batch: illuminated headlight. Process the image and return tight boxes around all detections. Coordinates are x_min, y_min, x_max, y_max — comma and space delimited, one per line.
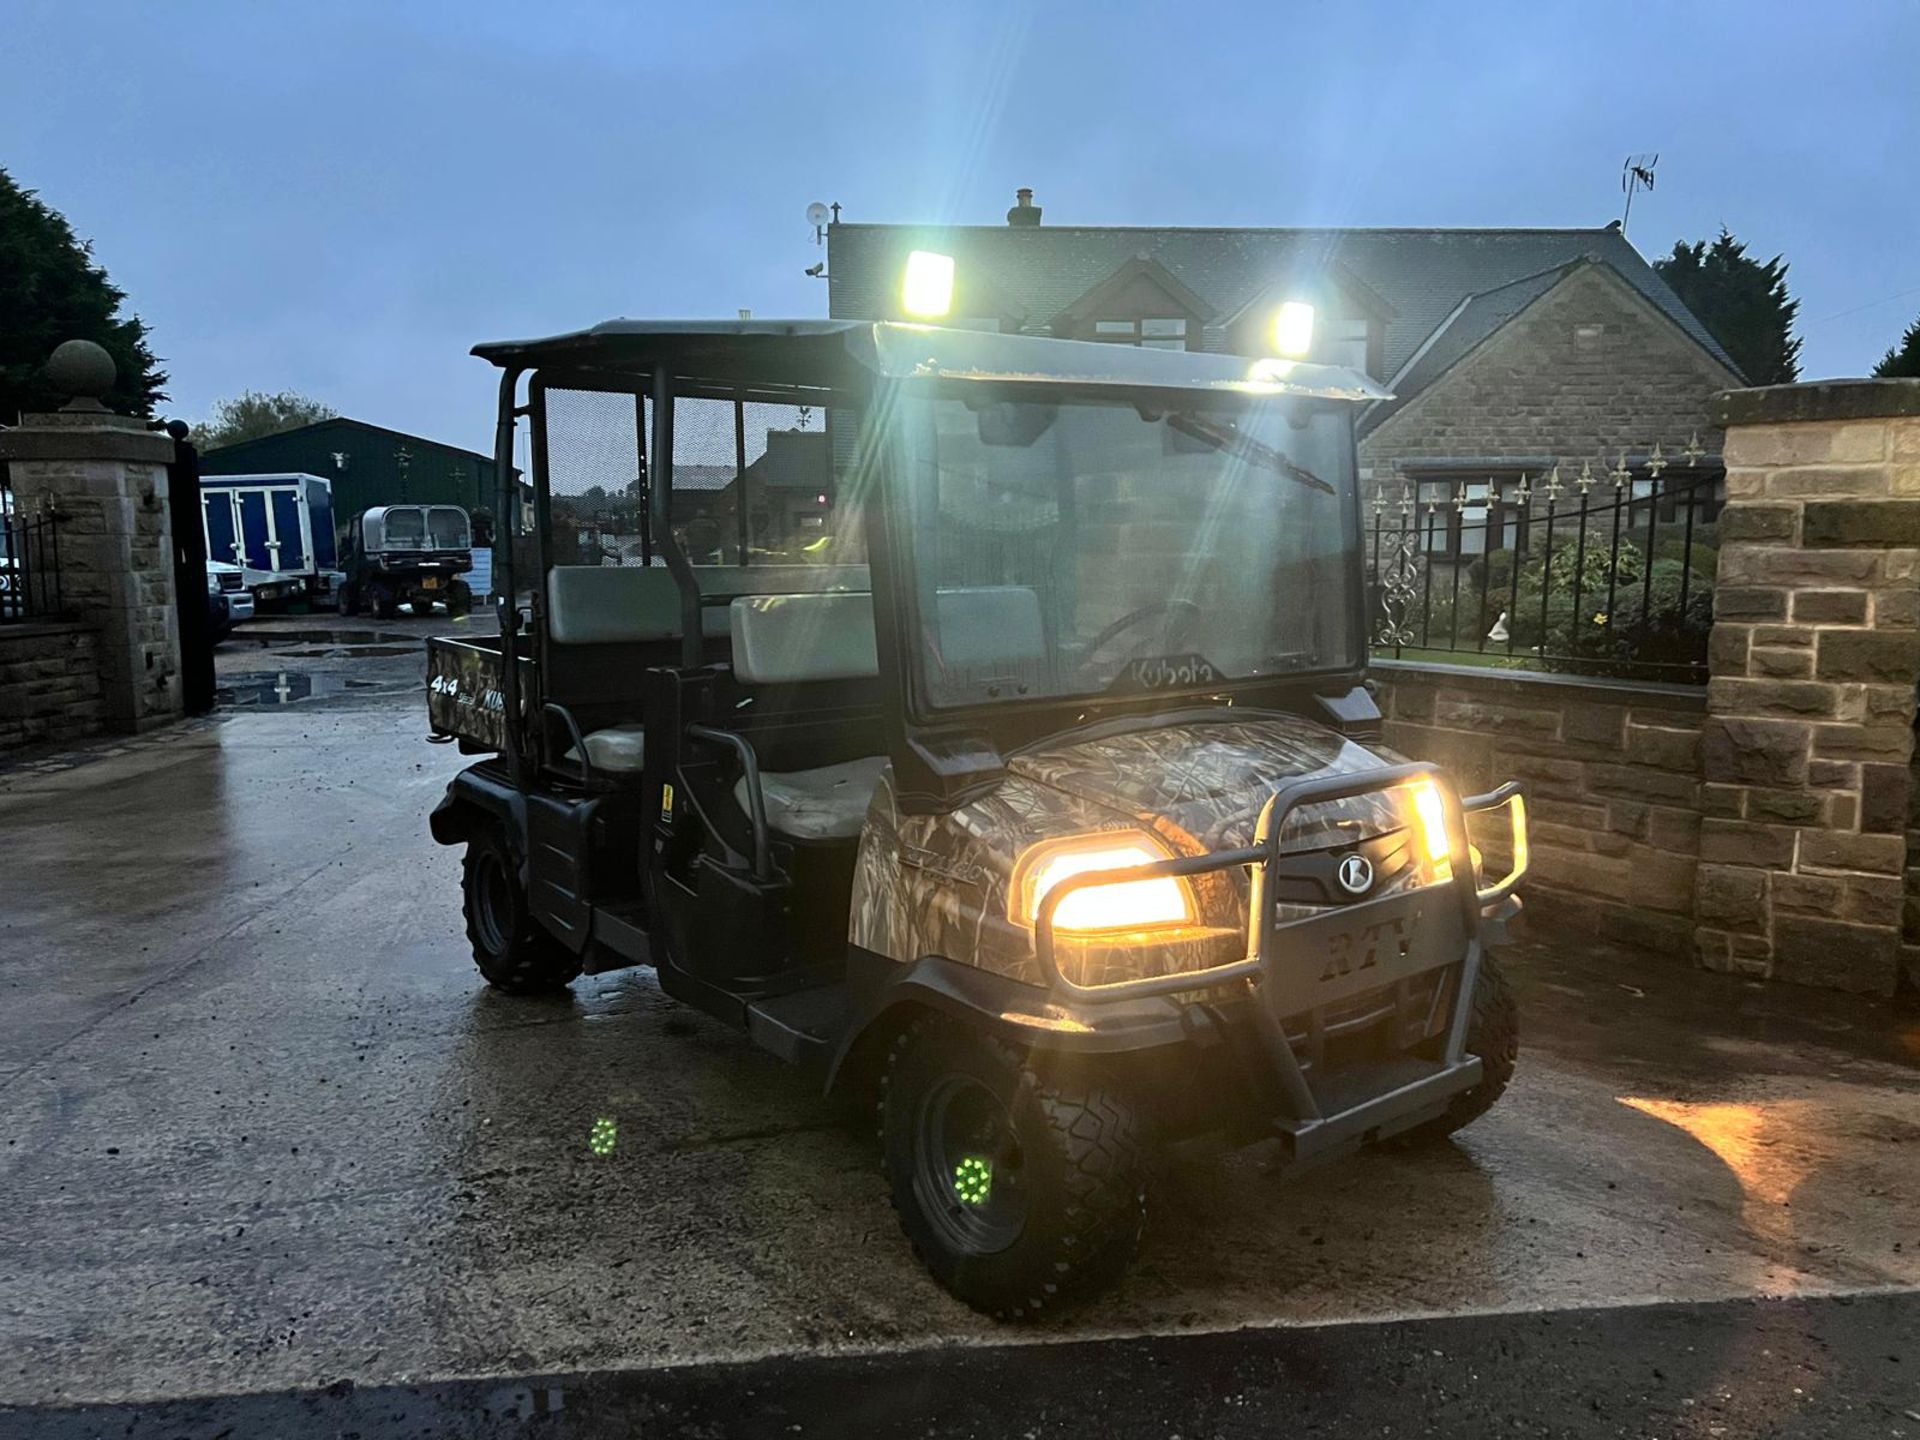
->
901, 249, 956, 319
1013, 831, 1194, 934
1272, 300, 1315, 358
1409, 780, 1453, 876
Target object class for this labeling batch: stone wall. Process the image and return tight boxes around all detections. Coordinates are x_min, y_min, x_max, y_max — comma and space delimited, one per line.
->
1358, 261, 1742, 501
0, 411, 182, 735
0, 622, 104, 750
1694, 380, 1920, 995
1371, 659, 1706, 955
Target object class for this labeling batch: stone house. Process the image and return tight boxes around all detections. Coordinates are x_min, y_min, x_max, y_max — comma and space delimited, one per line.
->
826, 192, 1744, 526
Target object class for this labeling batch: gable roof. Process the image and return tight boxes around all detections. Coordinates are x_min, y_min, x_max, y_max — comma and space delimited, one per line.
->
201, 415, 494, 466
828, 222, 1740, 382
1359, 260, 1581, 433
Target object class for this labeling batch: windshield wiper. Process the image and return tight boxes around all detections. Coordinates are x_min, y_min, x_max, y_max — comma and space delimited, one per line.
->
1165, 414, 1335, 495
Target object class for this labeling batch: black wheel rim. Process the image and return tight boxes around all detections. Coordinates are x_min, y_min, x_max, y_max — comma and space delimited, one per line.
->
911, 1073, 1030, 1255
472, 850, 512, 956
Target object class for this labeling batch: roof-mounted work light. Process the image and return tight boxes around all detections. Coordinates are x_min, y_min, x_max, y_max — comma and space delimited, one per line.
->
1272, 301, 1315, 358
902, 250, 956, 319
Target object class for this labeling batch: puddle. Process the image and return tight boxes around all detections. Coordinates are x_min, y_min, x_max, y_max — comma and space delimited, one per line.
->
243, 629, 392, 647
216, 671, 386, 705
269, 644, 418, 659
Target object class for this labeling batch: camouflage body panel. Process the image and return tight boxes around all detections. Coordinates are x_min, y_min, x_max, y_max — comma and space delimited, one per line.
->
426, 636, 530, 752
849, 712, 1422, 989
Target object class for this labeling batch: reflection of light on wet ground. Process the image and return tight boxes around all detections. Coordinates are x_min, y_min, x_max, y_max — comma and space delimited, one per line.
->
217, 672, 385, 705
1619, 1097, 1820, 1269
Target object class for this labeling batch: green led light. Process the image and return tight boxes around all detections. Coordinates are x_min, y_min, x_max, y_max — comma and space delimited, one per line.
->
589, 1117, 618, 1156
954, 1155, 993, 1206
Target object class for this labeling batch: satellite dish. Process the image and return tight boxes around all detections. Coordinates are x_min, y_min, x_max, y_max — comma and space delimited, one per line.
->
806, 201, 830, 229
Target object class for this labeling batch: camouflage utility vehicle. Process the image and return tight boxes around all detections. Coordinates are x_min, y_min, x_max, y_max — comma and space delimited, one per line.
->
425, 318, 1529, 1316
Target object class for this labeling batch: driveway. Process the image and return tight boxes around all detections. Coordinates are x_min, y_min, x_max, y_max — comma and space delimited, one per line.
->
1, 659, 1916, 1428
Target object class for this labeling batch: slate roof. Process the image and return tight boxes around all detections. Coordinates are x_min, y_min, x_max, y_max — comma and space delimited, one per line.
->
827, 223, 1740, 386
201, 415, 494, 466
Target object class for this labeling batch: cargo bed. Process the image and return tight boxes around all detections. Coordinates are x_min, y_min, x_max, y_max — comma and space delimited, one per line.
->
427, 635, 530, 752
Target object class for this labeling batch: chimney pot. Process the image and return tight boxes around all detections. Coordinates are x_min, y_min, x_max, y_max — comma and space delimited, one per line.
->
1007, 187, 1042, 227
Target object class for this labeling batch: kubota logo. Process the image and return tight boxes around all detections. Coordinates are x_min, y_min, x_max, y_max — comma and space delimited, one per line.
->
1335, 853, 1374, 897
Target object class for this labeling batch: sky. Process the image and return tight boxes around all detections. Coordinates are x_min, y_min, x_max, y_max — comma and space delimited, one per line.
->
5, 0, 1916, 451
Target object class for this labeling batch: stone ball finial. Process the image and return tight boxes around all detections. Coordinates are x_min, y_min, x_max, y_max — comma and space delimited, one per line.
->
46, 339, 117, 410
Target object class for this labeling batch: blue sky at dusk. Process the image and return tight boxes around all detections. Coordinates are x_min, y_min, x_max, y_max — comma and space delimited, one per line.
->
5, 0, 1915, 448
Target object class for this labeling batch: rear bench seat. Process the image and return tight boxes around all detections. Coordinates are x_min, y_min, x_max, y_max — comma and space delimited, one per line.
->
545, 563, 867, 775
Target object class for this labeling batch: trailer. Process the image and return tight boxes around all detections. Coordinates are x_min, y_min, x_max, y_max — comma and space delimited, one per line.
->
200, 473, 342, 605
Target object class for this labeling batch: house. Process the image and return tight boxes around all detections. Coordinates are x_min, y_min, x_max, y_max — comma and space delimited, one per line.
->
826, 192, 1743, 553
199, 417, 502, 536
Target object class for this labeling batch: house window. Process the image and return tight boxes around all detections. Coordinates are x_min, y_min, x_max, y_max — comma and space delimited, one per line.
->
1090, 317, 1188, 350
1318, 316, 1371, 372
1412, 476, 1532, 560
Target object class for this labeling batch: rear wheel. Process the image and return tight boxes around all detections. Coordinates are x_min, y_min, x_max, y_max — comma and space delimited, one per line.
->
371, 584, 399, 620
462, 829, 581, 994
880, 1020, 1146, 1319
1398, 948, 1518, 1144
447, 581, 473, 618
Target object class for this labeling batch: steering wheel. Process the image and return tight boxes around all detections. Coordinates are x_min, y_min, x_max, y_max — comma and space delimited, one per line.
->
1071, 598, 1202, 681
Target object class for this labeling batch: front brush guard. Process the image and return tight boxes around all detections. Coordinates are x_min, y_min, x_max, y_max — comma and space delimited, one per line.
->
1031, 764, 1529, 1158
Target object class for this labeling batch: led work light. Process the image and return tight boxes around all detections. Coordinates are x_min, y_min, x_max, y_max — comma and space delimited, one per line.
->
1272, 300, 1315, 358
901, 250, 956, 319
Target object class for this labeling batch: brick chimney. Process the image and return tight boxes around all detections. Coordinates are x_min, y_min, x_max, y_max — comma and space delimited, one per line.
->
1006, 187, 1042, 227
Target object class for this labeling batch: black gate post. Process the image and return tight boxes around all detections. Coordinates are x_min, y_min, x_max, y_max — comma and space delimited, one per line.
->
166, 420, 217, 715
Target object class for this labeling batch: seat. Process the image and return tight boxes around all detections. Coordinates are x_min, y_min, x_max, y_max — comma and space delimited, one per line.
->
564, 723, 646, 774
736, 755, 889, 842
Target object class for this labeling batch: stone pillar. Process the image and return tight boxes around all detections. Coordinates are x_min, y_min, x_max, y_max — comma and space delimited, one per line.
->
0, 343, 182, 735
1695, 379, 1920, 995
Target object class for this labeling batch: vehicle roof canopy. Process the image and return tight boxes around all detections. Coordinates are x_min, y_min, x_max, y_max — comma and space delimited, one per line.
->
471, 320, 1391, 405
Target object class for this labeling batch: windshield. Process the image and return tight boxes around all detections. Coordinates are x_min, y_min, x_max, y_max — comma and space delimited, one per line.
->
380, 508, 426, 548
899, 390, 1360, 711
427, 506, 471, 549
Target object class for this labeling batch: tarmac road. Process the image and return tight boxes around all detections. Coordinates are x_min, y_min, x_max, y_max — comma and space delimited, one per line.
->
1, 620, 1917, 1434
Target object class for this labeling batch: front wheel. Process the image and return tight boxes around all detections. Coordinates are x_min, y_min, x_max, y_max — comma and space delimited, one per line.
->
880, 1021, 1146, 1319
1398, 949, 1519, 1144
462, 830, 582, 994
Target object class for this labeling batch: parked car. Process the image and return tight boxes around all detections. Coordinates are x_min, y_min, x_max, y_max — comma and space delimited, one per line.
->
207, 560, 254, 640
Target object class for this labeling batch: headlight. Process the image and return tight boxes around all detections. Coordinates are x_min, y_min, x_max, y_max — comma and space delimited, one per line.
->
1012, 831, 1194, 933
1410, 781, 1449, 861
206, 573, 222, 596
1409, 780, 1453, 874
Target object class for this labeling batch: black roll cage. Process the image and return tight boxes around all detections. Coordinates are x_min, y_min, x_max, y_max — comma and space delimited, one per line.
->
480, 321, 1390, 798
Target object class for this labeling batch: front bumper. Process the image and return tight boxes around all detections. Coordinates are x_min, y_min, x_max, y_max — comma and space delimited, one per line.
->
1030, 765, 1529, 1157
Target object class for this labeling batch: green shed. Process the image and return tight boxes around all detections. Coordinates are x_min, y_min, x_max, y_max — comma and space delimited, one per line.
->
199, 418, 500, 542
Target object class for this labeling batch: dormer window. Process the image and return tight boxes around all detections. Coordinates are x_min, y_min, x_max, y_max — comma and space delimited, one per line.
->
1090, 317, 1189, 350
1318, 315, 1372, 371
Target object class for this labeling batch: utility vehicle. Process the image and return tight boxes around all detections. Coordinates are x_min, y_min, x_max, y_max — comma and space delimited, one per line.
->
339, 504, 475, 617
425, 319, 1528, 1317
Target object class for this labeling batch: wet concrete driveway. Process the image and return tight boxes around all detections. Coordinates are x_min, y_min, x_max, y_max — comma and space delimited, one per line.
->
1, 657, 1917, 1415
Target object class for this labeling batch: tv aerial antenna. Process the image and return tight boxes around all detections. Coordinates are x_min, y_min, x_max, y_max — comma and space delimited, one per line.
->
1621, 154, 1658, 234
